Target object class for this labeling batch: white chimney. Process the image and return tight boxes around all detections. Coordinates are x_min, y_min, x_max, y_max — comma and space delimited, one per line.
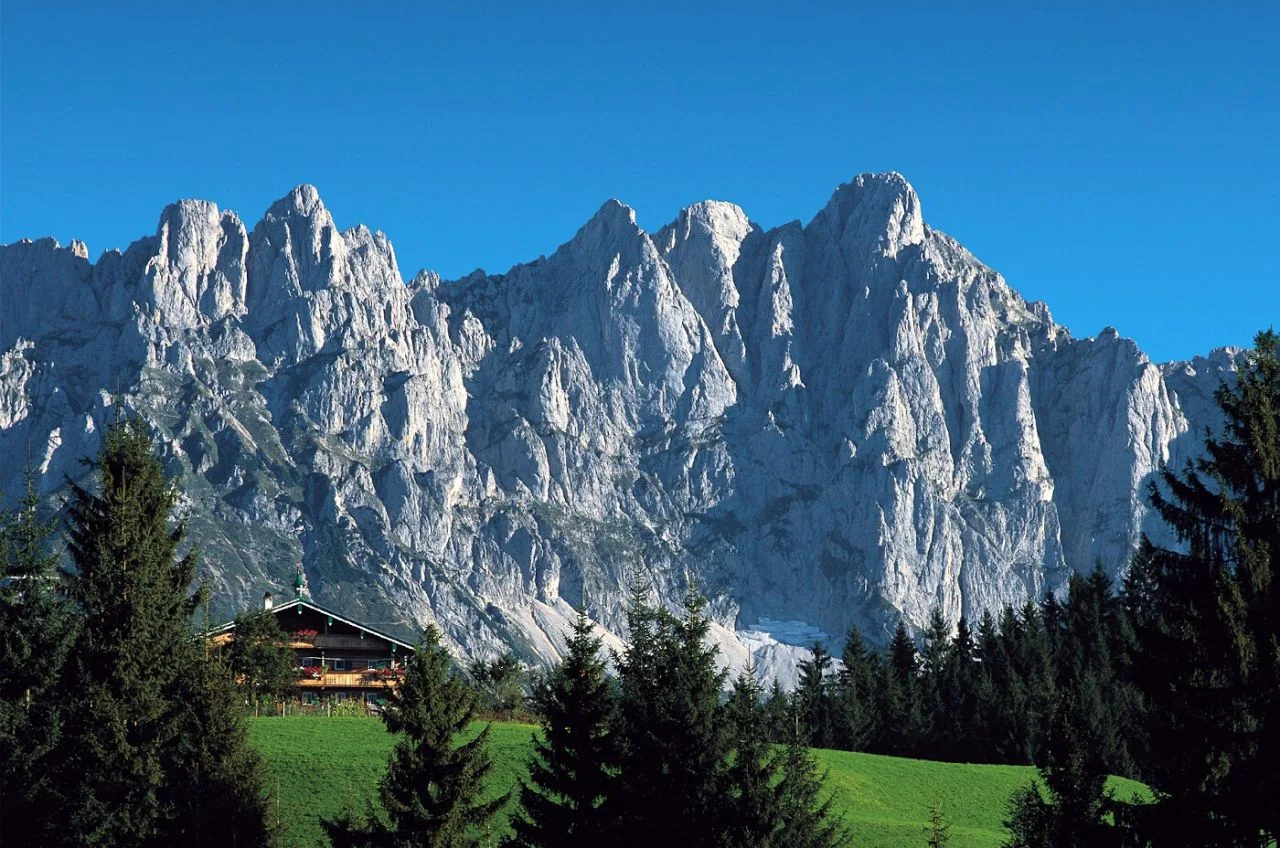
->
263, 591, 274, 610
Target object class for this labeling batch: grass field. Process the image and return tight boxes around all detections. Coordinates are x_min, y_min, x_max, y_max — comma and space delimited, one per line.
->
248, 716, 1148, 848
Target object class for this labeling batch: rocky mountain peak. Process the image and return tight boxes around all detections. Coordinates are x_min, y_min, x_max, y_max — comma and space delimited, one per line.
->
812, 171, 925, 259
0, 174, 1236, 683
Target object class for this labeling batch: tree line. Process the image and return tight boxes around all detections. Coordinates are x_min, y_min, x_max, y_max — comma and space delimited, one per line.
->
782, 330, 1280, 847
784, 566, 1141, 774
322, 588, 850, 847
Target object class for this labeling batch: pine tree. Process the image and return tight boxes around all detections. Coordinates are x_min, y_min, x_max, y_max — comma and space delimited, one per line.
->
771, 735, 851, 848
875, 620, 921, 756
46, 417, 273, 847
762, 679, 793, 743
507, 609, 619, 848
917, 606, 954, 759
324, 624, 505, 847
0, 470, 77, 845
833, 626, 876, 751
470, 653, 527, 719
720, 668, 786, 846
226, 608, 299, 714
1124, 329, 1280, 847
720, 667, 850, 848
796, 641, 837, 748
1003, 686, 1124, 848
948, 616, 980, 759
164, 627, 281, 846
610, 590, 729, 846
1010, 602, 1056, 765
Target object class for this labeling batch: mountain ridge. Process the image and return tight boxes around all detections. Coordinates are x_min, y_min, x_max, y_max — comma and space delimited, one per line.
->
0, 172, 1236, 684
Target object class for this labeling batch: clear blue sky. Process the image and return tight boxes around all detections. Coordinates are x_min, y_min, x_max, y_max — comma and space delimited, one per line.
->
3, 0, 1276, 361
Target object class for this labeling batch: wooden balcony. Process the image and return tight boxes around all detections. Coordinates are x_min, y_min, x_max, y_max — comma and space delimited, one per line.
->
286, 634, 392, 651
297, 671, 400, 689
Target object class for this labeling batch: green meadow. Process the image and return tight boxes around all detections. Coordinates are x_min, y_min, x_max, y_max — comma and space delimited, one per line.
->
248, 716, 1148, 848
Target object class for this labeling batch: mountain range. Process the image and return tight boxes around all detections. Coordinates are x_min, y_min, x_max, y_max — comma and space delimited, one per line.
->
0, 173, 1236, 683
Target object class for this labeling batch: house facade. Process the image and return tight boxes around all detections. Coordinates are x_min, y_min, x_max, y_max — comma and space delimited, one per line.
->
208, 592, 416, 703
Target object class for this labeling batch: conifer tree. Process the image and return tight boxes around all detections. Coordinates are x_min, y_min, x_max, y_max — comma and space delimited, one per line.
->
925, 800, 952, 848
936, 616, 979, 762
875, 620, 921, 756
470, 653, 527, 719
1003, 685, 1123, 848
226, 608, 299, 714
47, 417, 274, 847
164, 628, 281, 846
796, 641, 837, 748
721, 668, 786, 846
917, 606, 952, 758
324, 624, 505, 848
0, 470, 77, 845
610, 590, 729, 846
762, 678, 793, 743
507, 609, 619, 848
1124, 329, 1280, 846
721, 667, 850, 848
833, 626, 876, 751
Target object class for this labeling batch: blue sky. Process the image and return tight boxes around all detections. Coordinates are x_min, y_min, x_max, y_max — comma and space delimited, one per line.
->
2, 0, 1276, 361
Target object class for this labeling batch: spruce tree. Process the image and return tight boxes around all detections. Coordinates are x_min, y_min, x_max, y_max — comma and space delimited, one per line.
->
721, 668, 786, 846
164, 628, 281, 846
226, 608, 299, 714
507, 609, 619, 848
833, 626, 876, 751
324, 624, 505, 847
720, 667, 850, 848
796, 641, 836, 748
944, 616, 979, 760
47, 417, 273, 847
875, 620, 921, 756
1003, 686, 1124, 848
470, 653, 527, 720
610, 590, 729, 847
1124, 329, 1280, 846
0, 471, 77, 845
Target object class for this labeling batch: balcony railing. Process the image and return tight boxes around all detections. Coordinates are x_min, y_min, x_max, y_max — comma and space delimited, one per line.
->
285, 634, 391, 651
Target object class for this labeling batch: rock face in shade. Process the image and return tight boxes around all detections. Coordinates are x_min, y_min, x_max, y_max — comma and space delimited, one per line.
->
0, 173, 1238, 681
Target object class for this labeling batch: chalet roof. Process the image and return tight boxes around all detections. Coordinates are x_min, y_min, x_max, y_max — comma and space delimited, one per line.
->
207, 596, 417, 652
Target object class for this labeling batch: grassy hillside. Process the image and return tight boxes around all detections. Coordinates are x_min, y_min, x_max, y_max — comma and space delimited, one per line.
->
248, 716, 1148, 848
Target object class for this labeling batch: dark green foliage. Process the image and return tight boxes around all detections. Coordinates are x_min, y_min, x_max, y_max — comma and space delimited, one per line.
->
0, 471, 78, 844
323, 624, 505, 847
762, 678, 794, 742
832, 626, 876, 751
796, 640, 837, 748
226, 609, 299, 712
163, 642, 283, 846
1002, 687, 1126, 847
873, 620, 922, 756
610, 590, 729, 846
506, 609, 619, 847
721, 669, 787, 846
716, 665, 850, 848
1123, 329, 1280, 847
44, 417, 274, 847
471, 652, 527, 719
